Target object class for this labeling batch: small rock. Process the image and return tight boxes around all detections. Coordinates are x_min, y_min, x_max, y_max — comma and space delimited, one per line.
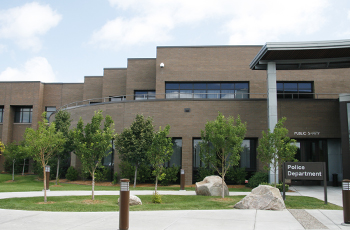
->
234, 185, 285, 210
118, 195, 142, 206
195, 175, 229, 196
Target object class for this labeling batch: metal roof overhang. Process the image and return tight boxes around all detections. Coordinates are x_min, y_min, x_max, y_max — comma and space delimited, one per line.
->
250, 39, 350, 70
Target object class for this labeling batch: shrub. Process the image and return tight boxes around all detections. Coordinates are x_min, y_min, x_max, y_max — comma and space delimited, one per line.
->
66, 166, 78, 181
195, 167, 215, 182
246, 171, 268, 188
160, 165, 180, 186
95, 167, 112, 182
4, 159, 29, 174
119, 161, 152, 183
112, 172, 118, 184
80, 168, 90, 181
226, 167, 247, 184
152, 192, 162, 203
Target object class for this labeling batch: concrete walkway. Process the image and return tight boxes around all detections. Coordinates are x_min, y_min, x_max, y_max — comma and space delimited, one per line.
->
0, 186, 347, 230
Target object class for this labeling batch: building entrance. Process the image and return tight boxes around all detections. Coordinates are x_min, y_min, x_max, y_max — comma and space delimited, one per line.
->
293, 139, 328, 185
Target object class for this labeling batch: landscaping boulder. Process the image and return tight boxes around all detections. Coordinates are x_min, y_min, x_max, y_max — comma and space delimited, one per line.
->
118, 195, 142, 206
234, 185, 285, 210
195, 175, 229, 196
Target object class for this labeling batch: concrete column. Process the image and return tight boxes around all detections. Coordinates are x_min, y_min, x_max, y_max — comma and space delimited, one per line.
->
267, 62, 278, 184
181, 136, 193, 185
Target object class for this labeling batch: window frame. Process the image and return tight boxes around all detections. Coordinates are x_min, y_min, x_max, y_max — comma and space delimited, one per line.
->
165, 82, 249, 99
45, 106, 56, 121
134, 90, 156, 100
277, 81, 314, 99
14, 106, 33, 123
0, 106, 3, 123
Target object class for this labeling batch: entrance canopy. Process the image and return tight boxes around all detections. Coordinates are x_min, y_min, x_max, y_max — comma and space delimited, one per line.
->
250, 39, 350, 70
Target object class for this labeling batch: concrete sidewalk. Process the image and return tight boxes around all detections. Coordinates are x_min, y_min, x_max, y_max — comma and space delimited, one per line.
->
0, 186, 347, 230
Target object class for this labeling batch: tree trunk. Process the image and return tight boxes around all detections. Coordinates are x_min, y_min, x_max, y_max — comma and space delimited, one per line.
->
12, 159, 15, 181
92, 170, 95, 200
22, 158, 25, 176
56, 158, 60, 185
221, 175, 225, 199
43, 166, 47, 203
133, 164, 138, 188
155, 175, 158, 193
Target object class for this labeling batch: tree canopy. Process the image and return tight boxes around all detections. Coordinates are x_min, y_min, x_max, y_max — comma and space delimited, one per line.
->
0, 140, 4, 153
115, 114, 154, 187
200, 112, 247, 198
257, 117, 298, 185
71, 110, 115, 200
3, 141, 27, 181
146, 125, 173, 193
53, 110, 73, 185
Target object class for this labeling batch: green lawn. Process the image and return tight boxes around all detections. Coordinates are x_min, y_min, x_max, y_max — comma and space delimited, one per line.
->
0, 174, 252, 192
0, 195, 342, 212
0, 174, 343, 212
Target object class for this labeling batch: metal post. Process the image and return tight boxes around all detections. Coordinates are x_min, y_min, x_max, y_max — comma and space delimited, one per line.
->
119, 179, 130, 230
45, 165, 50, 190
342, 179, 350, 225
180, 169, 185, 191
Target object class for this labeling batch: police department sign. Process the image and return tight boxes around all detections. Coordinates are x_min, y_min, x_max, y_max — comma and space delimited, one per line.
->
282, 162, 327, 204
284, 162, 324, 180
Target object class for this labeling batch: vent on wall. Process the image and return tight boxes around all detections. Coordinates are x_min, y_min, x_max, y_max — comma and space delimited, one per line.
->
184, 108, 191, 112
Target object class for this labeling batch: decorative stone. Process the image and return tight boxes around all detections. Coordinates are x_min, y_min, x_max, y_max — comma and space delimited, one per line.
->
234, 185, 285, 210
195, 175, 229, 196
118, 195, 142, 206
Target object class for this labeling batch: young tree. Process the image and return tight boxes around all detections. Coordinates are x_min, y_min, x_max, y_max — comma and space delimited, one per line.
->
23, 113, 65, 203
3, 142, 27, 181
146, 125, 173, 193
257, 117, 298, 186
115, 114, 154, 188
199, 112, 247, 198
72, 110, 115, 200
53, 110, 73, 185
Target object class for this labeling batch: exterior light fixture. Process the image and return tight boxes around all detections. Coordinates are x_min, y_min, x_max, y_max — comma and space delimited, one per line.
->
343, 179, 350, 225
160, 63, 164, 68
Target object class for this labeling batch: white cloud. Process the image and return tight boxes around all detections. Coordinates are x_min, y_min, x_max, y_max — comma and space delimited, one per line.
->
0, 2, 62, 51
0, 57, 57, 82
93, 0, 329, 48
225, 0, 329, 44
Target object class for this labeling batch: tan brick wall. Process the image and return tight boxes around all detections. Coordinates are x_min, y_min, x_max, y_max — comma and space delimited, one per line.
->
126, 59, 156, 100
43, 83, 63, 109
155, 46, 267, 99
83, 77, 103, 101
102, 68, 127, 98
61, 84, 84, 106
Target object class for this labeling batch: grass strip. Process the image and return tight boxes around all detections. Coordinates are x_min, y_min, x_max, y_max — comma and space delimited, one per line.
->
0, 174, 251, 192
0, 195, 342, 212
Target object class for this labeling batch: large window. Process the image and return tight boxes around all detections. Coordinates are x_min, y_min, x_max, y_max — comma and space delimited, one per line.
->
134, 90, 155, 100
14, 107, 33, 123
165, 138, 182, 167
277, 82, 313, 99
166, 82, 249, 99
193, 138, 256, 170
0, 106, 3, 123
45, 106, 56, 121
109, 96, 126, 102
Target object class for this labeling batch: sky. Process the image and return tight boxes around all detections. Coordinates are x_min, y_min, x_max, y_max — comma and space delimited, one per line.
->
0, 0, 350, 83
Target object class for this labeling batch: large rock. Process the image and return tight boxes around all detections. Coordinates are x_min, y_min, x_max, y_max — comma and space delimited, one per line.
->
118, 195, 142, 206
234, 185, 285, 210
195, 175, 229, 196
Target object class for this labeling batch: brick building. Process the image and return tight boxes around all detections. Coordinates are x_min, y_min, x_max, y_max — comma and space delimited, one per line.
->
0, 40, 349, 185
